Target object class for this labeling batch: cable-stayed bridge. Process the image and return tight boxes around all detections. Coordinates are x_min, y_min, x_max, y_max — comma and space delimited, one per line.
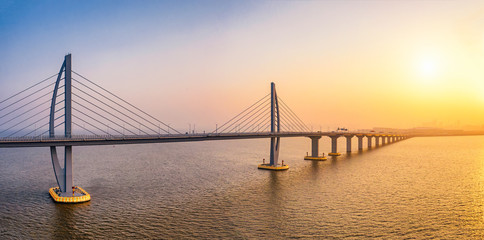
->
0, 54, 408, 202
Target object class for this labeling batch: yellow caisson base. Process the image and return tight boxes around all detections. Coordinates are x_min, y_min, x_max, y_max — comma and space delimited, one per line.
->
304, 156, 327, 161
49, 186, 91, 203
258, 164, 289, 171
328, 152, 341, 156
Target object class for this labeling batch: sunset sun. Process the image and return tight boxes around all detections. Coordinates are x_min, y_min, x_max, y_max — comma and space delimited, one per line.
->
417, 56, 441, 83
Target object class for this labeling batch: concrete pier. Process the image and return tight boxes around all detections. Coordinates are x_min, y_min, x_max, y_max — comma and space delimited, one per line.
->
304, 136, 327, 160
367, 135, 373, 148
309, 136, 321, 157
375, 136, 380, 146
357, 135, 364, 151
329, 136, 341, 156
345, 135, 353, 153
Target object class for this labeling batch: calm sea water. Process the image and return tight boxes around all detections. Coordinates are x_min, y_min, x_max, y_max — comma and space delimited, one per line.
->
0, 136, 483, 239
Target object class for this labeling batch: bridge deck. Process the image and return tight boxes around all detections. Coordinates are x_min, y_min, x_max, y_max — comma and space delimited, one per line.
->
0, 131, 406, 148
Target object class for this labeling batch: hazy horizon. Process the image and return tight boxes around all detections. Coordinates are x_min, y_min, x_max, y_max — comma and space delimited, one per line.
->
2, 0, 484, 132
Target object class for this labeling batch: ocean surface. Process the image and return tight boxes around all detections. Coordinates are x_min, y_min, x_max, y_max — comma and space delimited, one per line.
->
0, 135, 483, 239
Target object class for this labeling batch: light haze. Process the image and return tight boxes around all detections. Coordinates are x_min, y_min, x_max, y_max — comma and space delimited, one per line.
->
1, 0, 483, 132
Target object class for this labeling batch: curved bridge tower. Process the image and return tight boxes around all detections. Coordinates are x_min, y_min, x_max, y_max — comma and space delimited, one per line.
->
48, 54, 90, 203
258, 83, 288, 170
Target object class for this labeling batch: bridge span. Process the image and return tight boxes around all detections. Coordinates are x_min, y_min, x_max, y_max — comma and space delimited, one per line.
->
0, 54, 408, 203
0, 131, 410, 171
0, 132, 407, 148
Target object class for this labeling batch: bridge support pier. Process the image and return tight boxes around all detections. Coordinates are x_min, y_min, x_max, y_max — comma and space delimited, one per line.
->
304, 136, 327, 161
345, 135, 353, 153
329, 136, 341, 156
375, 136, 380, 147
382, 136, 386, 145
357, 135, 364, 151
258, 82, 288, 170
367, 135, 373, 148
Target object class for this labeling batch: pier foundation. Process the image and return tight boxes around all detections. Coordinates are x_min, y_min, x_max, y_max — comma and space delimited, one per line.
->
304, 136, 327, 160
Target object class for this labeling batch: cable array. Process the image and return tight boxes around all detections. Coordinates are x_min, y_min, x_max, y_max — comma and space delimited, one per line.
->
0, 73, 63, 138
70, 71, 180, 137
277, 97, 310, 132
214, 93, 309, 134
0, 69, 182, 138
0, 67, 308, 139
213, 94, 271, 134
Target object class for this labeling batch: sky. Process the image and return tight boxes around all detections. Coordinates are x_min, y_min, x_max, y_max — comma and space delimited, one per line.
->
1, 0, 484, 132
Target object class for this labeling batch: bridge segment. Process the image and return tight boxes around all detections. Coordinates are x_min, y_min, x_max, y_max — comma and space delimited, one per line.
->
0, 54, 409, 202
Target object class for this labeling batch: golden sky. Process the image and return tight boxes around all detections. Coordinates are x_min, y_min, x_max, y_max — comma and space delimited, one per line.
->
1, 0, 484, 132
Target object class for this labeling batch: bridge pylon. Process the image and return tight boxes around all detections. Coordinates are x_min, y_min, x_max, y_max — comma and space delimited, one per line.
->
48, 54, 90, 203
258, 83, 288, 170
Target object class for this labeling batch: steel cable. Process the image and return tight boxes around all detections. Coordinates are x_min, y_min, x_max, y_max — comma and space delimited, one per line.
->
72, 85, 161, 134
237, 102, 271, 133
224, 98, 270, 133
278, 97, 309, 131
212, 93, 270, 133
72, 104, 130, 136
0, 73, 58, 105
72, 94, 147, 135
72, 114, 112, 136
0, 106, 64, 136
218, 96, 270, 133
72, 71, 181, 134
278, 98, 308, 132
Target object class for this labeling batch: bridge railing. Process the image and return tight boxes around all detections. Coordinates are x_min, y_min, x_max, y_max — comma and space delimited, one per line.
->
0, 131, 322, 142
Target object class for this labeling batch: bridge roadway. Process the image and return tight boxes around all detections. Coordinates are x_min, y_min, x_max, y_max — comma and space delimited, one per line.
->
0, 131, 406, 148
